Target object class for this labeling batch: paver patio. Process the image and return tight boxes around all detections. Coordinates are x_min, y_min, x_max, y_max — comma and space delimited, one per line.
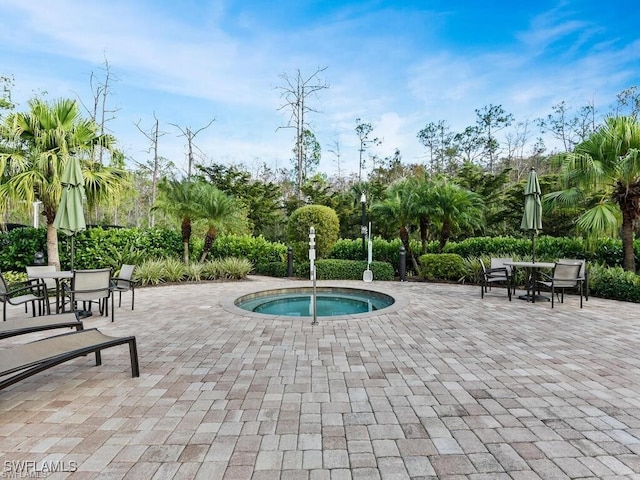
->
1, 276, 639, 479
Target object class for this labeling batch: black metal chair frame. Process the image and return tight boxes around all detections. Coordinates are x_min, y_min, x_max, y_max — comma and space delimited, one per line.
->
1, 274, 50, 322
479, 259, 512, 301
0, 328, 139, 390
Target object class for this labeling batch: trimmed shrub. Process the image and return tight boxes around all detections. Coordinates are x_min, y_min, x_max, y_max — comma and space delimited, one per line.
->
254, 262, 289, 278
0, 227, 46, 271
315, 259, 395, 281
589, 264, 640, 303
330, 237, 422, 273
287, 205, 340, 261
68, 227, 182, 270
209, 234, 287, 264
418, 254, 465, 282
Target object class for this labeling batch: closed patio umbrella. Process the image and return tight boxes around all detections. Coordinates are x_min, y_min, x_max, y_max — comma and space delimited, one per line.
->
520, 167, 542, 262
53, 157, 86, 270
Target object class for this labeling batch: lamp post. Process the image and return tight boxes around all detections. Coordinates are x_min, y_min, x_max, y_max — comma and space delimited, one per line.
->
309, 226, 317, 325
360, 192, 367, 260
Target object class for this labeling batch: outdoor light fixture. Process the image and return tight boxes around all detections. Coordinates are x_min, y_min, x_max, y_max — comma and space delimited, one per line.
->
360, 192, 367, 260
309, 226, 317, 325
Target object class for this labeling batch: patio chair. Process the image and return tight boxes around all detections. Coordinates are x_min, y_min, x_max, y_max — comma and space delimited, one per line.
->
64, 268, 114, 322
26, 265, 57, 313
1, 272, 50, 322
111, 264, 136, 310
0, 328, 139, 390
536, 261, 584, 308
558, 258, 589, 301
479, 258, 512, 301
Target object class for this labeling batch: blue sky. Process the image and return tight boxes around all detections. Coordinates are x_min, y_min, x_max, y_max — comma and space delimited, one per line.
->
1, 0, 639, 177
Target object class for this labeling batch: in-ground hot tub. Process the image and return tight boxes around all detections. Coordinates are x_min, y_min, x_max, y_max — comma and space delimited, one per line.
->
235, 287, 395, 317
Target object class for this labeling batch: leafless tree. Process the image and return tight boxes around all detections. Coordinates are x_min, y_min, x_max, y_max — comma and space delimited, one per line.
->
78, 56, 120, 165
170, 119, 215, 179
355, 119, 382, 182
276, 67, 329, 199
135, 114, 168, 227
327, 137, 343, 179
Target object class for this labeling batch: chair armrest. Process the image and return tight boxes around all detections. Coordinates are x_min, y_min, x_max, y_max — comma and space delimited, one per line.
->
536, 272, 553, 282
486, 267, 510, 277
111, 278, 136, 288
7, 279, 47, 297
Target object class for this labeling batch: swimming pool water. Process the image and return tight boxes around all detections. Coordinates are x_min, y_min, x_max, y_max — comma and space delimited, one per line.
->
235, 287, 394, 317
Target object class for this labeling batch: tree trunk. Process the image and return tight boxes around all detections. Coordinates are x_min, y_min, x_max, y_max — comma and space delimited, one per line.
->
181, 218, 191, 264
419, 216, 429, 254
621, 214, 636, 273
199, 228, 217, 263
399, 226, 420, 272
47, 223, 61, 270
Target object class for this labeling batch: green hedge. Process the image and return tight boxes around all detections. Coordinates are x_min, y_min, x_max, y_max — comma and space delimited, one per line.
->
209, 234, 287, 265
330, 238, 423, 272
444, 235, 640, 267
254, 262, 290, 277
418, 254, 465, 282
0, 228, 284, 272
588, 264, 640, 303
68, 227, 182, 270
0, 227, 46, 270
315, 259, 395, 281
254, 259, 395, 281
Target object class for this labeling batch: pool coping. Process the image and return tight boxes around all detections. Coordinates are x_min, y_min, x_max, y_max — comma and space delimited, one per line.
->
219, 278, 410, 321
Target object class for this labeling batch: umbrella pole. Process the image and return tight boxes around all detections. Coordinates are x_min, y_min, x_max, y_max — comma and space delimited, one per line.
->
532, 233, 535, 263
71, 235, 75, 270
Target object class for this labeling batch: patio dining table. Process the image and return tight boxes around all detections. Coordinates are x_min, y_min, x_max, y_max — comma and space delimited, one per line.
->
29, 270, 73, 313
504, 261, 555, 303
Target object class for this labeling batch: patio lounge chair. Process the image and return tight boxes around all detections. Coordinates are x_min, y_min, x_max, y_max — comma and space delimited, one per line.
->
0, 312, 83, 340
0, 328, 139, 391
479, 258, 512, 300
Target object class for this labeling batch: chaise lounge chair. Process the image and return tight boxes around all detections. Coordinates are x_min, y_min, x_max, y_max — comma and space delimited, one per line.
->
0, 312, 83, 340
0, 328, 139, 390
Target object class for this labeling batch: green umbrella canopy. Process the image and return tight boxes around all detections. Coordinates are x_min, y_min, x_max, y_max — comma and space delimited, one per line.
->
53, 157, 86, 236
520, 167, 542, 261
520, 167, 542, 231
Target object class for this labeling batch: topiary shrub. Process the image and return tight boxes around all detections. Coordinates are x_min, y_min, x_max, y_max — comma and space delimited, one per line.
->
418, 253, 465, 282
287, 205, 340, 262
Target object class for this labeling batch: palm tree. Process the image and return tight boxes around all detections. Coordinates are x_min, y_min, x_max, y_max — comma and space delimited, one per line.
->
0, 98, 126, 269
548, 116, 640, 272
428, 180, 484, 252
406, 175, 435, 254
197, 184, 246, 263
370, 180, 420, 271
153, 179, 202, 263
